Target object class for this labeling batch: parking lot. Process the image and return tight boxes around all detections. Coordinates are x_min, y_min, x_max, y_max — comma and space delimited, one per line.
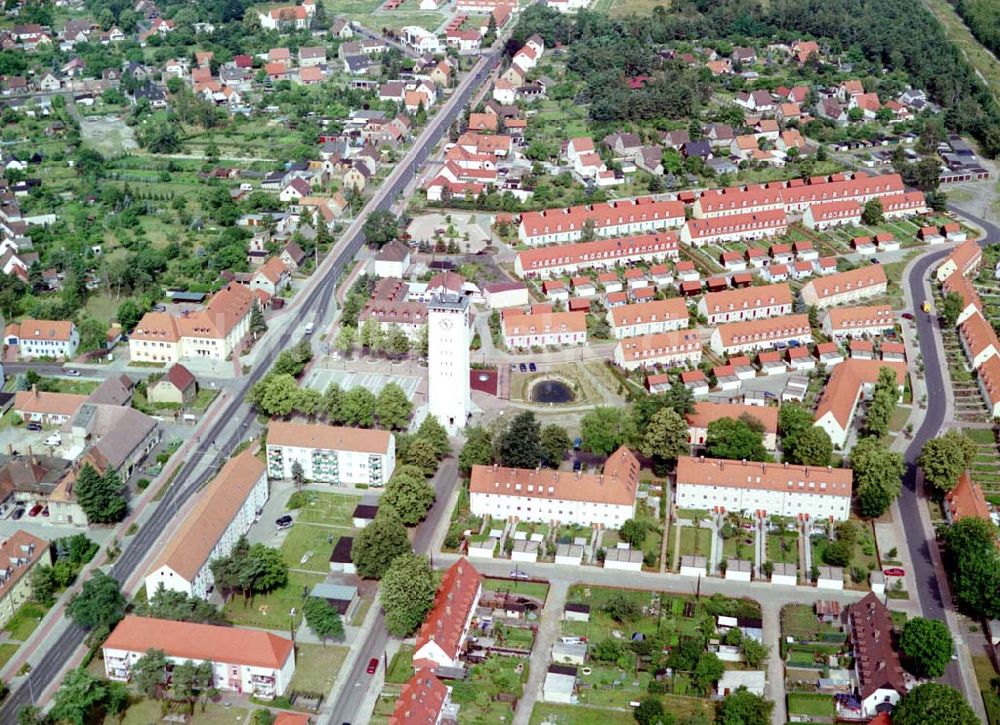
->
406, 212, 495, 252
303, 367, 422, 401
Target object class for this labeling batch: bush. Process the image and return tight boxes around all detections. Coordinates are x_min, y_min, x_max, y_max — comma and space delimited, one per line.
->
286, 491, 313, 509
136, 478, 150, 491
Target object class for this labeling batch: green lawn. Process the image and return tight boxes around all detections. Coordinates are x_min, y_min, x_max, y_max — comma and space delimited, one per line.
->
0, 643, 18, 668
788, 692, 835, 717
111, 700, 248, 725
289, 643, 349, 695
767, 532, 799, 565
222, 571, 324, 629
386, 644, 415, 684
679, 526, 713, 558
483, 577, 549, 600
291, 491, 360, 527
973, 655, 1000, 724
964, 428, 997, 445
4, 602, 50, 641
280, 523, 349, 574
529, 703, 637, 725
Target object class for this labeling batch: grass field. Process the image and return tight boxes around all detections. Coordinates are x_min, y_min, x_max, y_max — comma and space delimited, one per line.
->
109, 700, 248, 725
223, 570, 324, 629
290, 643, 349, 694
973, 654, 1000, 724
787, 692, 835, 717
529, 703, 637, 725
4, 602, 49, 642
386, 644, 415, 684
483, 577, 550, 600
280, 523, 347, 573
291, 491, 360, 527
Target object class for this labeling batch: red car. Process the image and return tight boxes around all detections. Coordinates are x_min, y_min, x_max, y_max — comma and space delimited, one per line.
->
883, 567, 905, 577
366, 658, 379, 675
28, 504, 43, 517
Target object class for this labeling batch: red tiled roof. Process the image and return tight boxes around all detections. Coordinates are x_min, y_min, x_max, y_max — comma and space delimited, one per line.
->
945, 471, 992, 522
414, 559, 482, 661
519, 198, 684, 238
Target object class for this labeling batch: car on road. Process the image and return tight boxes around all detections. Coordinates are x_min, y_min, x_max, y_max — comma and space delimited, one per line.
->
883, 567, 905, 577
65, 369, 81, 377
509, 570, 530, 580
275, 515, 293, 530
901, 312, 914, 320
869, 258, 880, 264
528, 362, 537, 372
44, 434, 61, 447
519, 363, 527, 372
366, 658, 379, 675
28, 504, 43, 517
26, 422, 42, 432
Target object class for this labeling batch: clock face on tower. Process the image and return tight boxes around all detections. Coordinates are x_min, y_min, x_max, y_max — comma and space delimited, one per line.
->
437, 316, 453, 330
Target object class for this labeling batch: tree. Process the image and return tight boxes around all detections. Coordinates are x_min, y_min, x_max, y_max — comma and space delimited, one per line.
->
790, 426, 833, 466
334, 324, 356, 355
692, 652, 725, 694
116, 298, 144, 331
499, 411, 542, 468
375, 383, 413, 430
137, 585, 227, 625
31, 564, 58, 606
899, 617, 953, 677
303, 596, 345, 644
383, 470, 436, 524
540, 424, 571, 467
416, 416, 450, 458
823, 540, 852, 566
640, 407, 690, 463
362, 210, 399, 248
862, 366, 900, 438
406, 436, 442, 476
340, 386, 377, 427
580, 407, 635, 456
716, 688, 774, 725
381, 553, 436, 637
851, 436, 904, 518
74, 464, 128, 524
940, 291, 965, 327
171, 660, 214, 713
351, 509, 411, 579
603, 592, 641, 622
386, 324, 411, 359
248, 374, 301, 417
68, 571, 125, 633
249, 301, 267, 337
862, 198, 884, 225
940, 517, 1000, 618
51, 668, 116, 725
360, 319, 385, 352
706, 416, 767, 461
210, 538, 287, 602
620, 519, 648, 548
459, 426, 494, 474
741, 638, 769, 669
893, 683, 977, 725
291, 460, 305, 490
918, 430, 976, 492
131, 648, 168, 699
634, 697, 673, 725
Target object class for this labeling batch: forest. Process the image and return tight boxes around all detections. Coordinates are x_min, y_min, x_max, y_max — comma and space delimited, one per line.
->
512, 0, 1000, 157
950, 0, 1000, 63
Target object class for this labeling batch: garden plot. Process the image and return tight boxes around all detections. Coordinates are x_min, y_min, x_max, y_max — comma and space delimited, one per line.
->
964, 427, 1000, 502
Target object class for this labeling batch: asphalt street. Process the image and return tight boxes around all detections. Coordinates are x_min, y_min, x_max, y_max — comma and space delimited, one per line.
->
0, 44, 504, 725
896, 203, 1000, 694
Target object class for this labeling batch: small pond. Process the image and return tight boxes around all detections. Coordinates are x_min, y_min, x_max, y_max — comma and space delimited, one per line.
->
530, 379, 575, 403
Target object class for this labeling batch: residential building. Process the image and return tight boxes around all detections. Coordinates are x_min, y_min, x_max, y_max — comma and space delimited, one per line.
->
608, 298, 689, 338
502, 311, 586, 349
513, 232, 679, 278
936, 240, 982, 282
4, 319, 78, 360
147, 364, 197, 406
842, 594, 907, 719
800, 267, 887, 309
802, 200, 862, 230
390, 670, 456, 724
0, 531, 49, 628
14, 389, 86, 425
104, 616, 295, 699
959, 310, 1000, 369
686, 402, 778, 451
944, 471, 992, 523
483, 282, 529, 309
941, 271, 982, 326
674, 455, 852, 520
129, 283, 253, 363
144, 450, 268, 600
709, 314, 812, 355
821, 305, 895, 340
697, 284, 792, 325
470, 446, 640, 527
614, 330, 702, 370
266, 421, 395, 487
780, 173, 908, 212
249, 257, 290, 297
517, 198, 684, 245
813, 360, 906, 448
413, 559, 482, 669
680, 210, 787, 247
691, 186, 785, 219
371, 240, 411, 278
976, 353, 1000, 419
68, 404, 160, 481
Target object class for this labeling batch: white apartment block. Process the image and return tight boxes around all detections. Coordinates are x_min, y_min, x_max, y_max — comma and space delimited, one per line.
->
266, 421, 395, 486
4, 320, 79, 360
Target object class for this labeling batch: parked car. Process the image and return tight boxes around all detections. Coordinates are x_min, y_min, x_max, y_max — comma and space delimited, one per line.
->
901, 312, 914, 320
26, 422, 42, 432
869, 258, 880, 265
519, 363, 527, 372
275, 515, 293, 530
528, 362, 537, 372
28, 504, 42, 517
366, 658, 379, 675
11, 507, 24, 520
45, 434, 61, 447
65, 369, 81, 377
509, 570, 530, 580
883, 567, 905, 577
573, 437, 582, 450
41, 507, 49, 517
573, 459, 582, 472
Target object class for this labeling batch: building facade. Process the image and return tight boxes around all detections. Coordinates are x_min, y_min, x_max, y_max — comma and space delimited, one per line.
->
266, 421, 395, 486
428, 293, 471, 434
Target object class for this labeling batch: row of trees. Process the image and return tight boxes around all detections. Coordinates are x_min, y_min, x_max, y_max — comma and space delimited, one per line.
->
459, 411, 572, 473
333, 321, 423, 360
209, 536, 288, 604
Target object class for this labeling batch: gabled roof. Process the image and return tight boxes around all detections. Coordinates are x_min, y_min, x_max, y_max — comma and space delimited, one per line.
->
847, 593, 907, 699
813, 360, 905, 430
164, 363, 196, 393
414, 559, 482, 661
676, 455, 851, 496
390, 670, 448, 724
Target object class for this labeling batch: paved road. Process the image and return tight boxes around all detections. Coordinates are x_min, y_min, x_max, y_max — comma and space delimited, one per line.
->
896, 203, 1000, 697
0, 45, 503, 723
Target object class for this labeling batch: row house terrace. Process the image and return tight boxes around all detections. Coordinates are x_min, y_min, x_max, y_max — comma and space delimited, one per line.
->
881, 191, 928, 218
802, 200, 862, 230
800, 266, 887, 309
710, 314, 813, 355
501, 310, 586, 349
697, 283, 793, 325
780, 173, 907, 213
613, 330, 702, 371
691, 185, 786, 219
680, 209, 788, 247
608, 298, 689, 338
942, 271, 982, 326
512, 232, 679, 279
959, 310, 1000, 370
821, 305, 896, 340
517, 197, 685, 245
813, 360, 906, 448
936, 239, 983, 283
